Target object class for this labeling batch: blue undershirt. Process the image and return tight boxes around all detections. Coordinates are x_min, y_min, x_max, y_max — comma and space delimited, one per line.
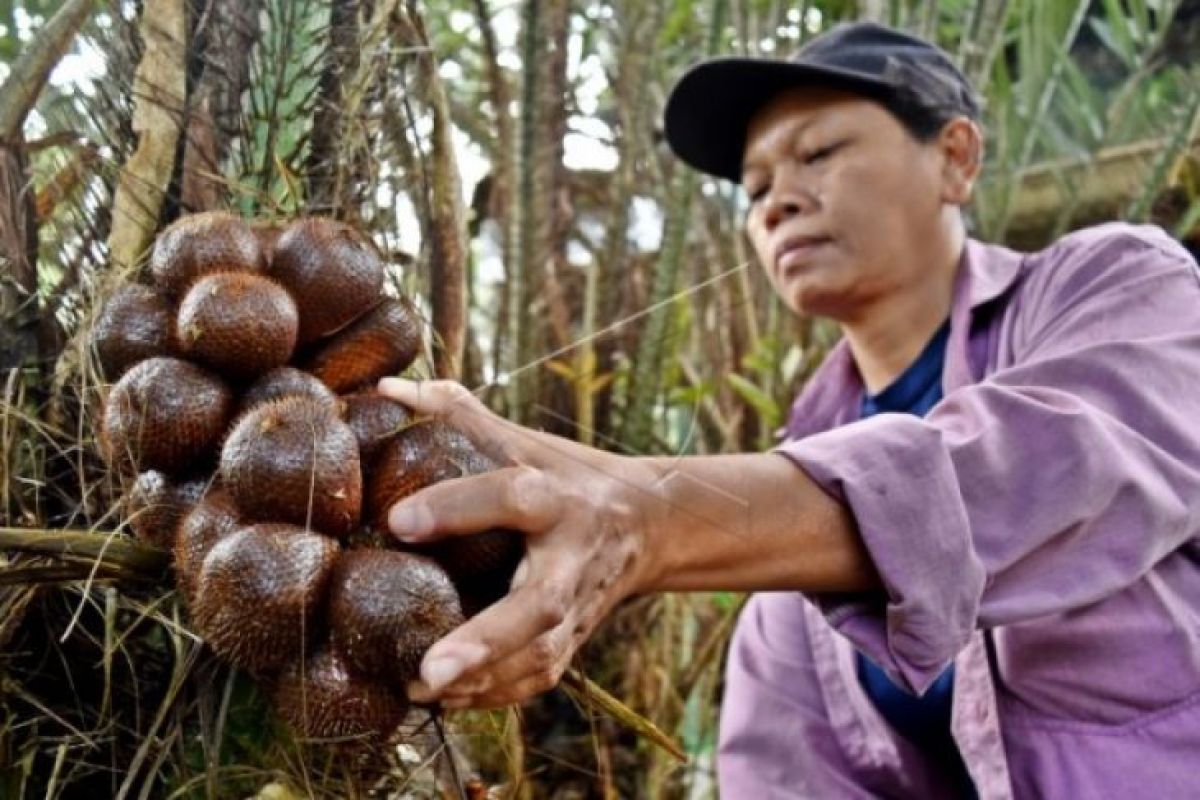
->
855, 320, 975, 796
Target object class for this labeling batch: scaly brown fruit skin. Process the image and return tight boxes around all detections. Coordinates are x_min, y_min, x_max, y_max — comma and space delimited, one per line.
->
329, 549, 463, 685
220, 397, 362, 539
365, 421, 523, 608
193, 524, 339, 674
270, 645, 408, 739
91, 284, 175, 380
269, 217, 384, 344
364, 421, 481, 528
239, 366, 339, 415
101, 357, 233, 476
149, 211, 264, 299
414, 530, 521, 615
174, 487, 241, 607
303, 298, 422, 392
125, 471, 209, 549
177, 272, 299, 381
339, 391, 412, 462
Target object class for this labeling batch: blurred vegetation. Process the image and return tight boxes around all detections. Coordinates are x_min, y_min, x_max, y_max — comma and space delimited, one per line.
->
1, 0, 1198, 797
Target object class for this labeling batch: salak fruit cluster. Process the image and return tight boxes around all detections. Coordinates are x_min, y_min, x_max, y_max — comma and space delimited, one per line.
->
93, 211, 521, 738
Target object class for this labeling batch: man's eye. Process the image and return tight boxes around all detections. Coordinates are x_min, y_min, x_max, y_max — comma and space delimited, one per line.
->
805, 144, 837, 164
746, 185, 768, 204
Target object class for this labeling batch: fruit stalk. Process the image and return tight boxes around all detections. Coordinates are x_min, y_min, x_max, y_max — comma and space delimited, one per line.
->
0, 527, 171, 580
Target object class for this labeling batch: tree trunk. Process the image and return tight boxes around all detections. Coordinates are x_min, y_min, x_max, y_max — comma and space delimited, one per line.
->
0, 147, 38, 373
622, 0, 728, 452
0, 0, 95, 141
508, 0, 543, 422
536, 0, 574, 434
470, 0, 515, 394
182, 0, 265, 211
586, 0, 661, 445
305, 0, 360, 214
397, 3, 469, 381
0, 0, 94, 372
956, 0, 1008, 87
106, 0, 188, 274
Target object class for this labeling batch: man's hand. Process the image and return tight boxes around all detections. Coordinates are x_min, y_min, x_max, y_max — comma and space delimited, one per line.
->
375, 376, 874, 707
376, 377, 662, 710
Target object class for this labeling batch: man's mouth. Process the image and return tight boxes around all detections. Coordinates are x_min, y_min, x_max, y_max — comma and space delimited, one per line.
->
774, 235, 831, 276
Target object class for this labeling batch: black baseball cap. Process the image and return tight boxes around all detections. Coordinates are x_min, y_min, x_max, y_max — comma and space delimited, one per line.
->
663, 22, 980, 182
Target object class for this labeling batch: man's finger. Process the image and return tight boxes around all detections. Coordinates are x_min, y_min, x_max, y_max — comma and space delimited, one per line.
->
377, 377, 581, 471
433, 624, 572, 701
377, 377, 481, 421
388, 465, 562, 542
411, 574, 576, 694
377, 378, 525, 462
440, 663, 565, 710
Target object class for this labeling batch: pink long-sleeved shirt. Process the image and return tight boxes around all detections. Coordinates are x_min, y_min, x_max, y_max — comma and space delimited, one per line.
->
719, 223, 1200, 798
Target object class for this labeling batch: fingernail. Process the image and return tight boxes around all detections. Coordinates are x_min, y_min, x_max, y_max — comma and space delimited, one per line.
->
510, 558, 530, 589
423, 656, 467, 691
422, 642, 488, 691
389, 502, 434, 540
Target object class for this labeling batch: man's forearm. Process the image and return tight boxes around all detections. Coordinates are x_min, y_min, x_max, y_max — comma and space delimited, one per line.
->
634, 452, 881, 594
379, 378, 884, 707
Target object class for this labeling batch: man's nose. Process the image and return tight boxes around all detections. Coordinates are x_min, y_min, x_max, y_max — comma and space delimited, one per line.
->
762, 171, 818, 230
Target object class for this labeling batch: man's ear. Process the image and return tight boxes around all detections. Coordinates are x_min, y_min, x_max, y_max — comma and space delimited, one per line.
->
938, 117, 983, 206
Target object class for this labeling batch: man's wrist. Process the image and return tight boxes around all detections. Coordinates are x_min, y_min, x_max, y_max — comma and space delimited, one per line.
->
600, 453, 674, 596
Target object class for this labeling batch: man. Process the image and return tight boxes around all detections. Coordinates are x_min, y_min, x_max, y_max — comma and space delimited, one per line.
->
379, 23, 1200, 799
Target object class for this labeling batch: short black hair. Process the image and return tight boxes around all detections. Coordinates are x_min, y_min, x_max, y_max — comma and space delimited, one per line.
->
883, 91, 962, 141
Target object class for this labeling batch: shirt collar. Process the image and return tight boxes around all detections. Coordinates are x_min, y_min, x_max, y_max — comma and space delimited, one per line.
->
781, 238, 1025, 440
963, 237, 1024, 310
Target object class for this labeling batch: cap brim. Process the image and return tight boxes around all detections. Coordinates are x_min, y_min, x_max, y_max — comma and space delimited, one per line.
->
663, 57, 895, 183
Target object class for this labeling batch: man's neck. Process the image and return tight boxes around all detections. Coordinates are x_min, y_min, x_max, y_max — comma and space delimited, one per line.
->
843, 232, 964, 394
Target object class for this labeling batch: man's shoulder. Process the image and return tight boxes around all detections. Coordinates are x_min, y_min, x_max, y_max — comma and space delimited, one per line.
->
1011, 222, 1198, 303
1030, 222, 1195, 272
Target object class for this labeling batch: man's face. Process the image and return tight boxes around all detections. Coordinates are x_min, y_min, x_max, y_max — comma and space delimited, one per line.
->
741, 87, 960, 322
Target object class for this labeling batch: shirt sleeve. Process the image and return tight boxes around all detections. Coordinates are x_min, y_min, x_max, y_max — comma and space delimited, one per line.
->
775, 228, 1200, 694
